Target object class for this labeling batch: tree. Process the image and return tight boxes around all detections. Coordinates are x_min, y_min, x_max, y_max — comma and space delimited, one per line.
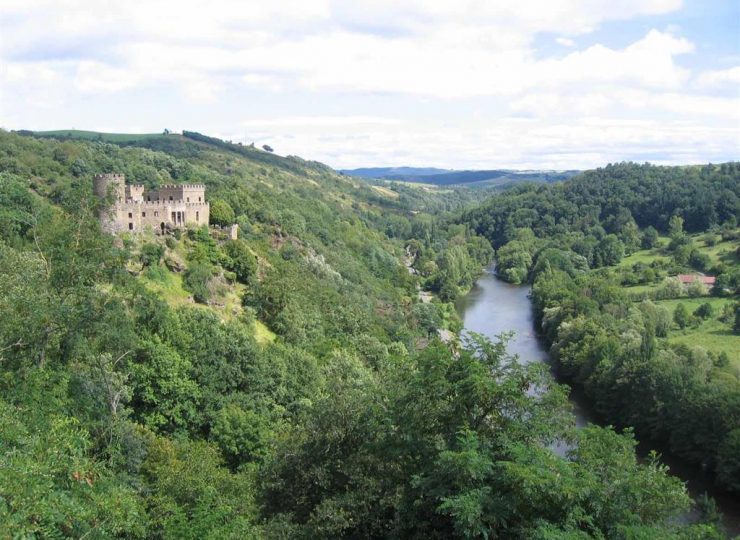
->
593, 234, 624, 267
641, 226, 659, 249
262, 144, 274, 153
129, 338, 200, 432
693, 302, 714, 319
210, 199, 235, 227
673, 303, 689, 329
222, 239, 257, 282
183, 262, 213, 303
668, 215, 685, 239
211, 404, 272, 467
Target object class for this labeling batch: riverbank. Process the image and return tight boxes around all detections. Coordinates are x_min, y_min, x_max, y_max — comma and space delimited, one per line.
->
456, 267, 740, 536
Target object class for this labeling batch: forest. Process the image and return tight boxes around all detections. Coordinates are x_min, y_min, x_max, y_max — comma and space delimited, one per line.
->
461, 162, 740, 494
0, 131, 734, 538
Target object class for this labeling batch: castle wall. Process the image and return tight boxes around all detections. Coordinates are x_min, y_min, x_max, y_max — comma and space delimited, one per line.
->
151, 184, 206, 203
115, 200, 210, 233
125, 185, 145, 202
94, 175, 210, 234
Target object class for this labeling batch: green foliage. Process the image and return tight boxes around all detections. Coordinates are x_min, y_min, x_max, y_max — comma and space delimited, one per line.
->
222, 239, 257, 283
183, 262, 213, 303
0, 131, 732, 537
140, 242, 165, 267
211, 403, 273, 467
129, 338, 200, 432
0, 377, 146, 538
642, 226, 660, 249
210, 198, 235, 226
693, 302, 714, 319
674, 302, 690, 329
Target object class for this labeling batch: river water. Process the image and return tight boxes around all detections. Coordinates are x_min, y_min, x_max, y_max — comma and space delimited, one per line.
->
455, 267, 740, 536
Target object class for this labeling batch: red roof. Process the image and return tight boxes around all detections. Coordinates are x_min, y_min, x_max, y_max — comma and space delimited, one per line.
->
677, 274, 715, 285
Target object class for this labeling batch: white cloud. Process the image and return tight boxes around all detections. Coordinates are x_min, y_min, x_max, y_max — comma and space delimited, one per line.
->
696, 66, 740, 88
74, 61, 138, 93
1, 0, 737, 169
556, 37, 576, 47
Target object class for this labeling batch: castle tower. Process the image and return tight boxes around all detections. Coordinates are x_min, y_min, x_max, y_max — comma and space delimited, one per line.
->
93, 174, 125, 233
93, 173, 125, 203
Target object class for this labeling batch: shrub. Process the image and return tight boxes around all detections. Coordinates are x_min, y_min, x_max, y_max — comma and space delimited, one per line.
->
693, 302, 714, 319
183, 262, 213, 303
210, 199, 235, 226
222, 239, 257, 282
140, 242, 165, 267
673, 303, 689, 329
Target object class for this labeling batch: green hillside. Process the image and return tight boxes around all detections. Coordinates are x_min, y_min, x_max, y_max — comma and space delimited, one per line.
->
0, 132, 728, 538
460, 162, 740, 499
18, 129, 168, 143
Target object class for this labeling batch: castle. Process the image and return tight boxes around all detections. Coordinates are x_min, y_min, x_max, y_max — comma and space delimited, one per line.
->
93, 174, 209, 234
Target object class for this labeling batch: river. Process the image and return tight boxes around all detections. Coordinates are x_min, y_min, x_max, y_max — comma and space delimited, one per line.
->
455, 267, 740, 536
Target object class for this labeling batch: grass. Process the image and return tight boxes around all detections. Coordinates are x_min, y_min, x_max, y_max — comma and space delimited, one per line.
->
29, 130, 168, 143
654, 297, 739, 369
371, 185, 400, 199
694, 237, 739, 265
623, 284, 658, 296
254, 320, 276, 345
619, 248, 670, 268
140, 254, 276, 344
141, 266, 194, 307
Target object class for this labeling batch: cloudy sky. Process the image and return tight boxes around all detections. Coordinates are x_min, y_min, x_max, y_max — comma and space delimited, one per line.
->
1, 0, 738, 169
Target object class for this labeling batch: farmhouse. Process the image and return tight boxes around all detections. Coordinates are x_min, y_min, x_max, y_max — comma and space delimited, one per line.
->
676, 274, 716, 286
93, 173, 209, 234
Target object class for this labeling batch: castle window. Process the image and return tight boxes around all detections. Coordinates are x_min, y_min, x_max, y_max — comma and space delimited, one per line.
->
154, 211, 159, 217
147, 196, 151, 201
198, 197, 202, 202
129, 223, 133, 230
169, 196, 173, 201
142, 212, 146, 218
196, 211, 199, 222
128, 212, 133, 218
187, 197, 190, 202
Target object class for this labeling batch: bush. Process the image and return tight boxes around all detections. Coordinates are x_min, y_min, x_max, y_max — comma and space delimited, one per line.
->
641, 226, 659, 249
140, 242, 165, 267
693, 302, 714, 319
689, 250, 711, 272
673, 303, 689, 329
183, 262, 213, 303
210, 199, 235, 226
222, 239, 257, 282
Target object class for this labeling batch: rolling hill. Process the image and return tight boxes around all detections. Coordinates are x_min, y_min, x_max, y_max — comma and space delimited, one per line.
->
342, 166, 580, 187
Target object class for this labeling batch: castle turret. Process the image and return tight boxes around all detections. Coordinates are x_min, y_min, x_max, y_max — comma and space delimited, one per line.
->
93, 173, 125, 203
93, 174, 125, 233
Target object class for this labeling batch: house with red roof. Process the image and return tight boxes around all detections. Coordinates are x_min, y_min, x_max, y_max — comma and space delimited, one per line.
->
676, 274, 716, 286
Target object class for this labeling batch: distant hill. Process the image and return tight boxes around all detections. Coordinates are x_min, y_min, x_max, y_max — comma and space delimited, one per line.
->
341, 166, 452, 178
341, 166, 580, 187
15, 129, 167, 143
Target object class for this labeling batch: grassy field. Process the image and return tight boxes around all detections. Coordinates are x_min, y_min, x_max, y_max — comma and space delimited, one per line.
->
654, 297, 739, 368
371, 185, 400, 199
28, 130, 168, 143
696, 237, 739, 265
619, 249, 671, 268
254, 320, 277, 345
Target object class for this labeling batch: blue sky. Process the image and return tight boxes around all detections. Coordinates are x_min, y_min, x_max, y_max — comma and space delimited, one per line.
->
1, 0, 738, 169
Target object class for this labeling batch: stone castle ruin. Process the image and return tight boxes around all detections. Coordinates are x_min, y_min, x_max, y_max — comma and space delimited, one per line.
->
93, 173, 209, 234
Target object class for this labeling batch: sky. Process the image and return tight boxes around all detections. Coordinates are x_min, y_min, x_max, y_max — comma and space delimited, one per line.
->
1, 0, 739, 170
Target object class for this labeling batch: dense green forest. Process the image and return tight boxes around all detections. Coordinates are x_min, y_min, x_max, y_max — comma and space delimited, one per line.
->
0, 131, 730, 538
461, 162, 740, 495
